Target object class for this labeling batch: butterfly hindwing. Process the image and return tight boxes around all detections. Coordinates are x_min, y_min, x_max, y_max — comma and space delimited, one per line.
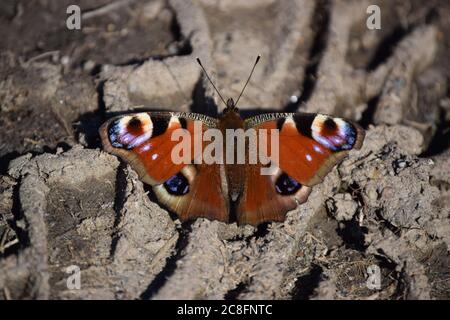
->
153, 164, 229, 222
236, 163, 312, 225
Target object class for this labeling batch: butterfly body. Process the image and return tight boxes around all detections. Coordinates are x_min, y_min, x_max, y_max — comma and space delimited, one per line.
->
218, 99, 247, 203
100, 98, 364, 226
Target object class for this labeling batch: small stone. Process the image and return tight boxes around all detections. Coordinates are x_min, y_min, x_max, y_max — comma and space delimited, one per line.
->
61, 56, 70, 65
332, 193, 359, 221
365, 185, 378, 203
83, 60, 96, 73
142, 0, 164, 20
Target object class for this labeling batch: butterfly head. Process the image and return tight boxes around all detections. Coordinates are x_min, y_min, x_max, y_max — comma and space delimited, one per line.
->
224, 98, 238, 113
220, 97, 244, 125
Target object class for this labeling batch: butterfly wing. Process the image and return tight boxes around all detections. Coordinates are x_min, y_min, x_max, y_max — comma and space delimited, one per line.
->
99, 112, 229, 222
236, 112, 365, 225
246, 112, 365, 186
152, 164, 229, 222
236, 162, 312, 225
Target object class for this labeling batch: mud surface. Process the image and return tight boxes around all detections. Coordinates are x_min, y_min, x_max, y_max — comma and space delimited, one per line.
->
0, 0, 449, 299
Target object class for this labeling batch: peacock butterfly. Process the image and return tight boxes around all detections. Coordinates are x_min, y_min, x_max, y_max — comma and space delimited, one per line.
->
99, 56, 365, 226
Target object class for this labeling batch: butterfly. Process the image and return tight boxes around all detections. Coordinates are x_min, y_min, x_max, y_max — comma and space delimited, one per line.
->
99, 56, 365, 226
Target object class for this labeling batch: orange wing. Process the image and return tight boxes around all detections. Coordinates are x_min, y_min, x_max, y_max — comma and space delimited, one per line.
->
153, 164, 229, 222
236, 112, 365, 225
246, 112, 365, 186
236, 163, 312, 225
99, 112, 215, 185
100, 112, 229, 222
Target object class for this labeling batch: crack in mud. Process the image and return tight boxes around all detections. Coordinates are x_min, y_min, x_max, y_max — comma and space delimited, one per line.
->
139, 223, 192, 300
285, 0, 330, 112
291, 264, 323, 300
109, 161, 129, 258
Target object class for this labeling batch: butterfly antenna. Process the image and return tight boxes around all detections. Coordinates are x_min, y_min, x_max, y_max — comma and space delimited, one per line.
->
196, 58, 227, 107
235, 55, 261, 107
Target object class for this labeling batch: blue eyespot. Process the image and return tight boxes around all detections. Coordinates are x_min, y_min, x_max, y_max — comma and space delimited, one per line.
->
275, 173, 302, 195
163, 173, 190, 196
108, 121, 125, 148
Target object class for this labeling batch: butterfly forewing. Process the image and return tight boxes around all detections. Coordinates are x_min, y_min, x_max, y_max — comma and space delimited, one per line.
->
246, 112, 365, 186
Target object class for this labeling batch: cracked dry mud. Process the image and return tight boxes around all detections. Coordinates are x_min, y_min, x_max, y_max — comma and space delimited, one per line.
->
1, 0, 449, 299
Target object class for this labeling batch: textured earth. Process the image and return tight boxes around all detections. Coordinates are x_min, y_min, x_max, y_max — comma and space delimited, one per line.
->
0, 0, 449, 299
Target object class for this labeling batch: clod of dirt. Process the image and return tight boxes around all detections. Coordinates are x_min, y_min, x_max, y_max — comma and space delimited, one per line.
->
0, 56, 97, 169
2, 146, 177, 299
326, 193, 359, 222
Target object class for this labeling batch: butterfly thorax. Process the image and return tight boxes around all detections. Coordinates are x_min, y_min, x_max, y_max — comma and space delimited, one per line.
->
218, 100, 244, 129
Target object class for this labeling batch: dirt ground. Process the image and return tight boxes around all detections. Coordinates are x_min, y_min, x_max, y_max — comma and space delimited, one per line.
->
0, 0, 449, 300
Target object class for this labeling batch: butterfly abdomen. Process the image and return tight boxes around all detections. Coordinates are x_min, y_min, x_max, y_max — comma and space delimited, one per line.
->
219, 108, 246, 202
